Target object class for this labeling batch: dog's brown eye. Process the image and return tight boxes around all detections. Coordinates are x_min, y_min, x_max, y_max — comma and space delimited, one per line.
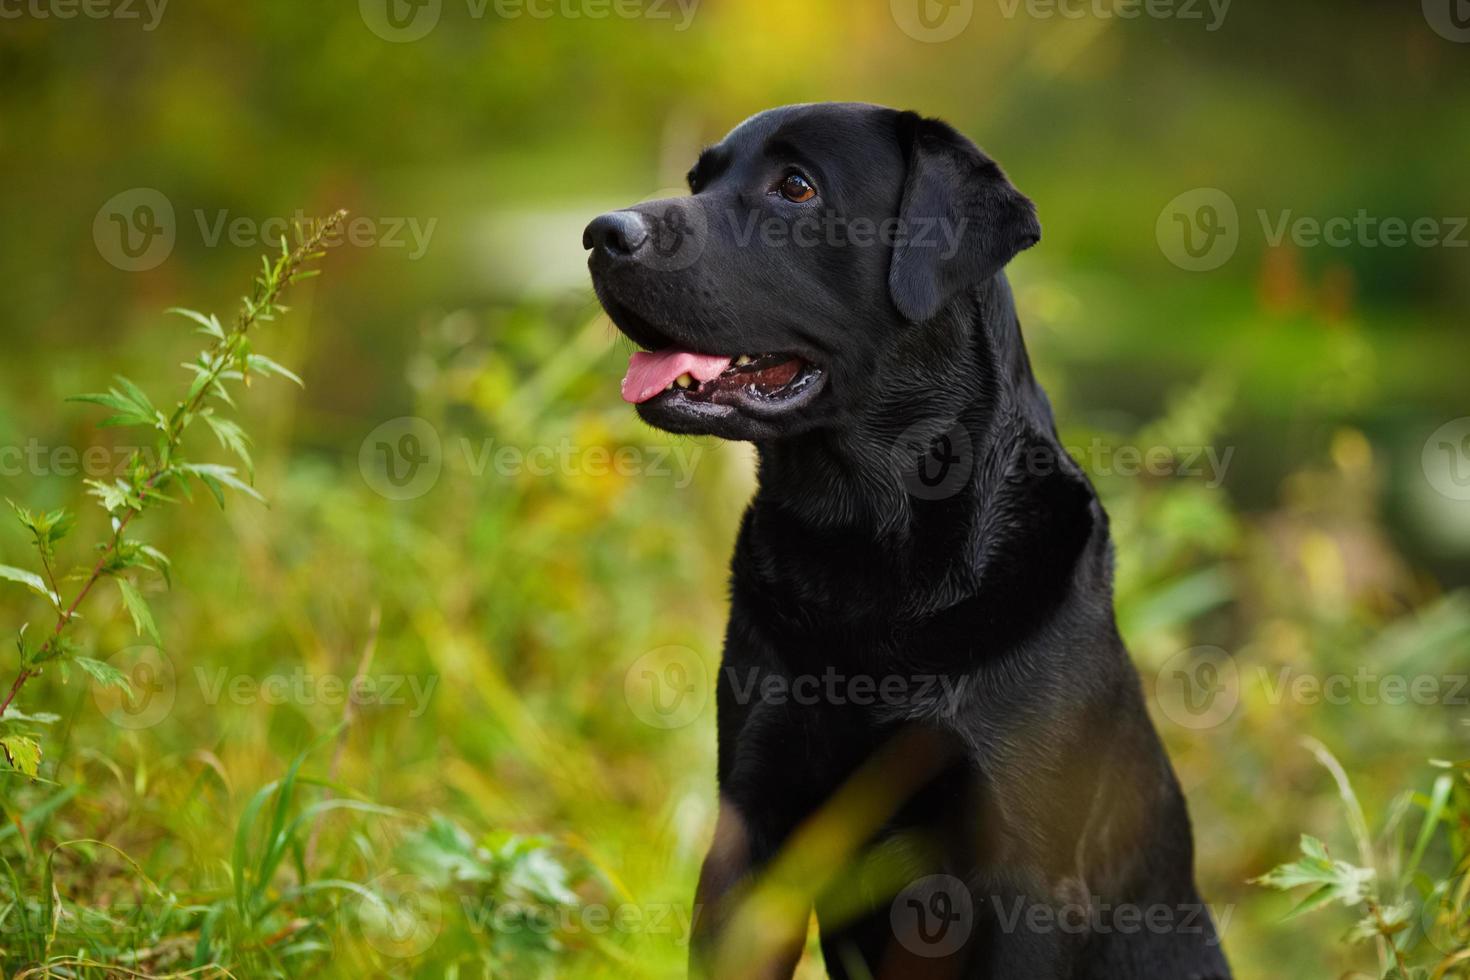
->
778, 173, 816, 203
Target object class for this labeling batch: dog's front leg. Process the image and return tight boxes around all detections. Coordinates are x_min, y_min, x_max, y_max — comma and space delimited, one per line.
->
690, 797, 809, 979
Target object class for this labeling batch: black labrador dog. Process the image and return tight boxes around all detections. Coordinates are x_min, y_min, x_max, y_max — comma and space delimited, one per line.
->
584, 103, 1231, 980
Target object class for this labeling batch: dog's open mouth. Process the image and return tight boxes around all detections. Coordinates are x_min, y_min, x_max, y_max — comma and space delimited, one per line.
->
621, 349, 823, 415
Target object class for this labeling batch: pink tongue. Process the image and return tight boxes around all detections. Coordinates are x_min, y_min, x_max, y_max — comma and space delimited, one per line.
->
621, 350, 733, 404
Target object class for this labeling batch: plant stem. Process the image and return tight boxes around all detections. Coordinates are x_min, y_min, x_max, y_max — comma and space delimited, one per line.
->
1369, 899, 1410, 977
0, 210, 346, 722
0, 670, 29, 717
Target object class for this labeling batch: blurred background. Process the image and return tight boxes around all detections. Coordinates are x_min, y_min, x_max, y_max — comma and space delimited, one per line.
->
1, 1, 1468, 976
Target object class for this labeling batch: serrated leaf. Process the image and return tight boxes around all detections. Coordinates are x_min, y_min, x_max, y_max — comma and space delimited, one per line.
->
73, 656, 133, 696
1252, 834, 1376, 917
211, 379, 236, 409
1287, 883, 1343, 919
0, 735, 41, 778
246, 354, 303, 388
203, 414, 253, 477
68, 391, 136, 412
1, 708, 62, 725
13, 504, 79, 565
8, 498, 36, 529
180, 463, 264, 506
96, 413, 155, 430
195, 473, 225, 508
168, 307, 226, 340
69, 391, 154, 429
1344, 902, 1411, 944
112, 375, 156, 415
139, 545, 172, 587
0, 564, 61, 609
184, 359, 214, 404
84, 479, 136, 515
115, 578, 160, 643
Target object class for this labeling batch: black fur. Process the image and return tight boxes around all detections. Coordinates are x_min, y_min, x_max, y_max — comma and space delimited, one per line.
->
585, 102, 1231, 980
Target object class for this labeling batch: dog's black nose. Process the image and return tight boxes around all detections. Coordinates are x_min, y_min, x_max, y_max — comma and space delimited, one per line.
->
583, 211, 650, 257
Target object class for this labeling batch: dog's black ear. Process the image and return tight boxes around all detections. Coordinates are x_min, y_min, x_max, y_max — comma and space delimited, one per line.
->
888, 113, 1041, 323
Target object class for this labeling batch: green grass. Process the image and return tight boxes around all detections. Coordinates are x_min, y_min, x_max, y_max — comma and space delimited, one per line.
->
1, 263, 1466, 976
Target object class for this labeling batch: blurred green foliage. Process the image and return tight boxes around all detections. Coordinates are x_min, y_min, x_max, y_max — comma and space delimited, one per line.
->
1, 1, 1468, 976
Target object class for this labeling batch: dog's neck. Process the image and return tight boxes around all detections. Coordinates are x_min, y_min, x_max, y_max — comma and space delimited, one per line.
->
752, 276, 1069, 539
742, 277, 1099, 626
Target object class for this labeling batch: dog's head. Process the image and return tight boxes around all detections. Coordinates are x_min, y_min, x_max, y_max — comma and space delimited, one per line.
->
584, 102, 1040, 441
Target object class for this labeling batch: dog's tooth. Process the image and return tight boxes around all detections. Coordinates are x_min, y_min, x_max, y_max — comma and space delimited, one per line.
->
735, 355, 753, 367
674, 373, 695, 389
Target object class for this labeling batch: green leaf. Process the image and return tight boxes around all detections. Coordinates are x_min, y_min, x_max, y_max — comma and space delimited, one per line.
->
68, 380, 157, 430
1, 709, 61, 725
39, 507, 75, 551
11, 503, 78, 564
68, 391, 138, 413
1251, 835, 1376, 917
115, 578, 161, 643
1401, 774, 1453, 889
211, 379, 237, 409
182, 357, 217, 404
180, 463, 264, 508
193, 472, 225, 509
203, 414, 254, 477
1345, 902, 1413, 945
112, 375, 156, 416
0, 564, 61, 609
8, 499, 36, 530
138, 545, 172, 588
73, 656, 134, 696
0, 735, 41, 778
168, 307, 226, 340
84, 479, 137, 515
246, 354, 304, 388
